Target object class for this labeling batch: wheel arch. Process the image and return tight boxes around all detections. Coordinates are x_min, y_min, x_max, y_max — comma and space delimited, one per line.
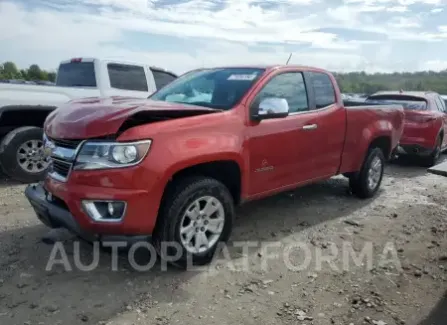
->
367, 135, 392, 159
161, 159, 243, 206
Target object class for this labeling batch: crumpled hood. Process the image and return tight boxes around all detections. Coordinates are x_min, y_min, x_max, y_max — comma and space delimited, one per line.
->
44, 96, 218, 139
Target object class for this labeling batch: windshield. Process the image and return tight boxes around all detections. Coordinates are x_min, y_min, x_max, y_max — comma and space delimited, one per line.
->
149, 68, 265, 110
56, 62, 96, 87
366, 95, 427, 110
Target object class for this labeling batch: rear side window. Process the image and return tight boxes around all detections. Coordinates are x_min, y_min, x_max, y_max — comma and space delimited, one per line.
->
308, 72, 336, 109
366, 95, 428, 110
435, 96, 446, 112
107, 64, 148, 91
56, 62, 96, 87
150, 69, 177, 89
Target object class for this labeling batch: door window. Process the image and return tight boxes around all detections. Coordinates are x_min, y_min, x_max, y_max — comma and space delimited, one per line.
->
150, 68, 177, 89
254, 72, 309, 113
107, 63, 148, 91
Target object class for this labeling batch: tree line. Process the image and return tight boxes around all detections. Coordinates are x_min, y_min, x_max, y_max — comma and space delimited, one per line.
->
0, 61, 56, 82
1, 60, 447, 95
333, 70, 447, 95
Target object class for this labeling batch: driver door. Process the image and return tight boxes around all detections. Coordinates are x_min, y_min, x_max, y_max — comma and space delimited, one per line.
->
246, 71, 319, 197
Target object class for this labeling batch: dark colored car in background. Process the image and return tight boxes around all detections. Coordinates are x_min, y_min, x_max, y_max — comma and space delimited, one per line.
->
365, 91, 447, 166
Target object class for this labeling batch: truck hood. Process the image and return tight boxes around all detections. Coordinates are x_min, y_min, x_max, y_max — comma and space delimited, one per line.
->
44, 96, 219, 139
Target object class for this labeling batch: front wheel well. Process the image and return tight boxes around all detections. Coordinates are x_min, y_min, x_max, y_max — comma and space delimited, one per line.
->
163, 160, 242, 205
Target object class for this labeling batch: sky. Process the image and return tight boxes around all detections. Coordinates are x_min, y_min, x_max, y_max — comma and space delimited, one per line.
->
0, 0, 446, 74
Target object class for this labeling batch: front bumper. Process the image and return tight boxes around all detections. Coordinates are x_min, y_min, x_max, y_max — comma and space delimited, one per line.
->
25, 183, 152, 244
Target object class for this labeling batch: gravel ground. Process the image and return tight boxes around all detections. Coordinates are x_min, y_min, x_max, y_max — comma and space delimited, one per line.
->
0, 157, 446, 325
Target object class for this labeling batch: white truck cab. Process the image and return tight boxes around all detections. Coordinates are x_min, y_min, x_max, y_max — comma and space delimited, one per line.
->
0, 57, 178, 182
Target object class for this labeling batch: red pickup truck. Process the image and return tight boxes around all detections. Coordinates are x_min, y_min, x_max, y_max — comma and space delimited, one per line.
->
25, 65, 404, 267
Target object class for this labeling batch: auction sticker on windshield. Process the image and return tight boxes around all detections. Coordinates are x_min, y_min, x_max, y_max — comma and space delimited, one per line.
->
227, 74, 258, 81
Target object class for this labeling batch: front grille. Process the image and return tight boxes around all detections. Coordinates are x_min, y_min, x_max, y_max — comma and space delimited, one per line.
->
50, 138, 82, 149
51, 159, 72, 178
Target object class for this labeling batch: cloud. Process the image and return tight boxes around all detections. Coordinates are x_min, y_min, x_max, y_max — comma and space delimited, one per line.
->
0, 0, 447, 73
387, 6, 408, 12
431, 8, 443, 13
420, 60, 447, 71
388, 16, 421, 29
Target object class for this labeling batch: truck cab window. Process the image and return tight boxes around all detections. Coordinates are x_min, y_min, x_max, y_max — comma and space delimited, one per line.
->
107, 63, 148, 91
255, 72, 309, 113
309, 72, 336, 109
151, 69, 177, 89
56, 62, 96, 87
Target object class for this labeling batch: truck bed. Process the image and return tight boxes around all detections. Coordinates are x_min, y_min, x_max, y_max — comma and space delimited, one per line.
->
0, 83, 99, 107
339, 100, 405, 173
343, 100, 403, 110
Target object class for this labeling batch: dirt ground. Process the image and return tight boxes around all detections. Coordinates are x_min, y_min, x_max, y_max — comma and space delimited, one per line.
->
0, 157, 446, 325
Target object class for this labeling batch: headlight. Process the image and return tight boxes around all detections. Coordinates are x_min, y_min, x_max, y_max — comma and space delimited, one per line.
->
73, 140, 152, 170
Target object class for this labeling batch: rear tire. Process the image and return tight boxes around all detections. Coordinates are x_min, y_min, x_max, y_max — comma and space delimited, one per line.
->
349, 147, 385, 199
152, 176, 234, 269
421, 135, 442, 168
0, 127, 49, 183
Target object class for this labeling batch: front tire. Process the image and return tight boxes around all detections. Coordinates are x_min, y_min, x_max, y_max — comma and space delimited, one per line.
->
153, 176, 234, 269
0, 127, 49, 183
349, 147, 385, 199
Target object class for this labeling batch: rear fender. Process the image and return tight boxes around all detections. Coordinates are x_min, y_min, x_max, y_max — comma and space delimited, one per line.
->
341, 119, 393, 173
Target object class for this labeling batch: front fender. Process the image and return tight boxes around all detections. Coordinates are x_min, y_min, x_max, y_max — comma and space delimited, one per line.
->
151, 132, 245, 193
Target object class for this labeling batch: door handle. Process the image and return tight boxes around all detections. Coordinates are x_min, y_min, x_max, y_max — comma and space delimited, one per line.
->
302, 124, 318, 130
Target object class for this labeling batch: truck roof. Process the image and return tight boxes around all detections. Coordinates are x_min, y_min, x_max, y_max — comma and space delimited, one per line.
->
199, 64, 331, 73
59, 57, 178, 76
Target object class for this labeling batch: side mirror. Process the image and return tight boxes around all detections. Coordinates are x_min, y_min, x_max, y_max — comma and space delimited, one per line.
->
251, 97, 289, 120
